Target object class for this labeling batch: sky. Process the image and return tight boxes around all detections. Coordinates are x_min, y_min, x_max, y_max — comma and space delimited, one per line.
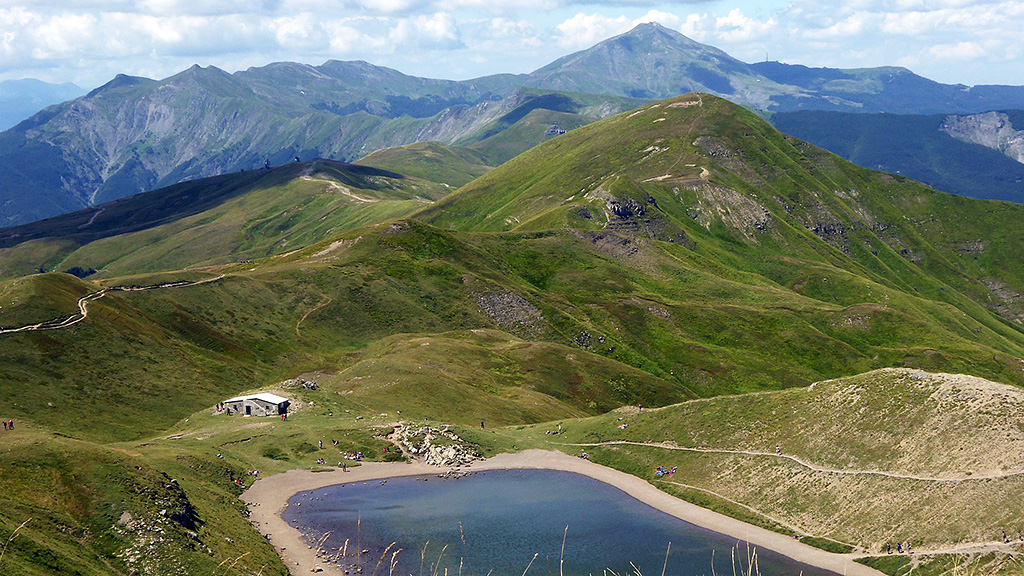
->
1, 0, 1022, 90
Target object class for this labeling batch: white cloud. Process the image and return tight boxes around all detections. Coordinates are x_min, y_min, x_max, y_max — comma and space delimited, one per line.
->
632, 10, 683, 29
714, 8, 775, 42
389, 12, 462, 50
270, 13, 325, 50
802, 12, 874, 39
32, 13, 98, 59
555, 12, 631, 48
0, 0, 1022, 89
929, 41, 986, 59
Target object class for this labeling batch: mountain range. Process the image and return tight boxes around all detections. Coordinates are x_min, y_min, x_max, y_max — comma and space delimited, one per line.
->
6, 22, 1024, 228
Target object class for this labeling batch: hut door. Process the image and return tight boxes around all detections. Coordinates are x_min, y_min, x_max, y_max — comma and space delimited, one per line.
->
245, 405, 251, 416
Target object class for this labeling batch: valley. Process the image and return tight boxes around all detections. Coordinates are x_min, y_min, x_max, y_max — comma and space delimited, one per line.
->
1, 89, 1024, 575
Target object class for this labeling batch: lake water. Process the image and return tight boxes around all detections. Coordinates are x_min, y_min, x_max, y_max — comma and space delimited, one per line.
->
283, 469, 836, 576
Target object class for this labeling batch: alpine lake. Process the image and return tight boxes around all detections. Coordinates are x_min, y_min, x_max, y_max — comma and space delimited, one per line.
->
283, 469, 837, 576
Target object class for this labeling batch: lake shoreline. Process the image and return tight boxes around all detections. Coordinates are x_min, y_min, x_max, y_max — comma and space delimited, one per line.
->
242, 449, 884, 576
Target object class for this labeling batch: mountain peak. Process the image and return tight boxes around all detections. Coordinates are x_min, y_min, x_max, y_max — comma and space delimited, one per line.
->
525, 23, 751, 99
85, 73, 156, 98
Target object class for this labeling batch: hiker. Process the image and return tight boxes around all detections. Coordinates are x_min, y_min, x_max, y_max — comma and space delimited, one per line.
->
2, 420, 6, 431
481, 421, 484, 429
342, 463, 347, 472
318, 440, 323, 449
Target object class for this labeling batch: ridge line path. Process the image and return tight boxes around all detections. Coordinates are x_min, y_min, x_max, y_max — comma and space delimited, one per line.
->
0, 274, 225, 335
565, 440, 1024, 483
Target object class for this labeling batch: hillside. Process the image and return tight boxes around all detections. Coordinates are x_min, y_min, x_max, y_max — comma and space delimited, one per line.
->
4, 92, 1024, 575
0, 159, 447, 279
504, 368, 1024, 564
418, 94, 1024, 329
772, 109, 1024, 203
356, 141, 493, 188
4, 94, 1024, 434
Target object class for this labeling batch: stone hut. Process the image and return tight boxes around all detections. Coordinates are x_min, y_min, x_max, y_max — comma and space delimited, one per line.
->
223, 393, 289, 417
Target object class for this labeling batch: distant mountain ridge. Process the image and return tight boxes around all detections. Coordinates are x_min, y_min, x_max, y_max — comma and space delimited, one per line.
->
0, 78, 84, 130
771, 109, 1024, 203
6, 22, 1024, 226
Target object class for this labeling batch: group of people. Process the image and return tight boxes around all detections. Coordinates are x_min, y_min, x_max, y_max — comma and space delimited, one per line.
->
654, 465, 677, 477
886, 542, 912, 554
232, 469, 261, 486
1, 419, 12, 431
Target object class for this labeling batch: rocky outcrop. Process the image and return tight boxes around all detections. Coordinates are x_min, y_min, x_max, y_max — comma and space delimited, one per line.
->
942, 112, 1024, 164
473, 290, 546, 339
389, 423, 481, 467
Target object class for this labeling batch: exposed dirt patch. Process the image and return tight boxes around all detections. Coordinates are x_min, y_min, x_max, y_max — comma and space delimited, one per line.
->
685, 183, 772, 240
982, 278, 1024, 323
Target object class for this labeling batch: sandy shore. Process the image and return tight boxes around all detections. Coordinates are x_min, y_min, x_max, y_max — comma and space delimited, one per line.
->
243, 449, 884, 576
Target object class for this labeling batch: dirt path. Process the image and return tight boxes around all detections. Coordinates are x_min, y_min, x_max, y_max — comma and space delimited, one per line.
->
294, 294, 332, 337
242, 449, 885, 576
567, 440, 1024, 482
0, 274, 224, 335
300, 175, 378, 202
78, 207, 105, 229
654, 478, 811, 535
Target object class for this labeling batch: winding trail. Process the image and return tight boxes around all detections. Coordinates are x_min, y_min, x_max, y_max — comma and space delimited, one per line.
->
565, 440, 1024, 483
294, 294, 332, 337
0, 274, 225, 335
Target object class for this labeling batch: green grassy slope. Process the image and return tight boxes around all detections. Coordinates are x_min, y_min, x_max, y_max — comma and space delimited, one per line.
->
417, 93, 1024, 361
455, 91, 648, 165
504, 368, 1024, 552
5, 92, 1024, 575
5, 213, 1024, 446
357, 141, 493, 188
0, 159, 447, 279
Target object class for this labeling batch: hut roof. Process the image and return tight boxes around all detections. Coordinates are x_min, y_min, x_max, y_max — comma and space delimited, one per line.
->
225, 393, 289, 405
